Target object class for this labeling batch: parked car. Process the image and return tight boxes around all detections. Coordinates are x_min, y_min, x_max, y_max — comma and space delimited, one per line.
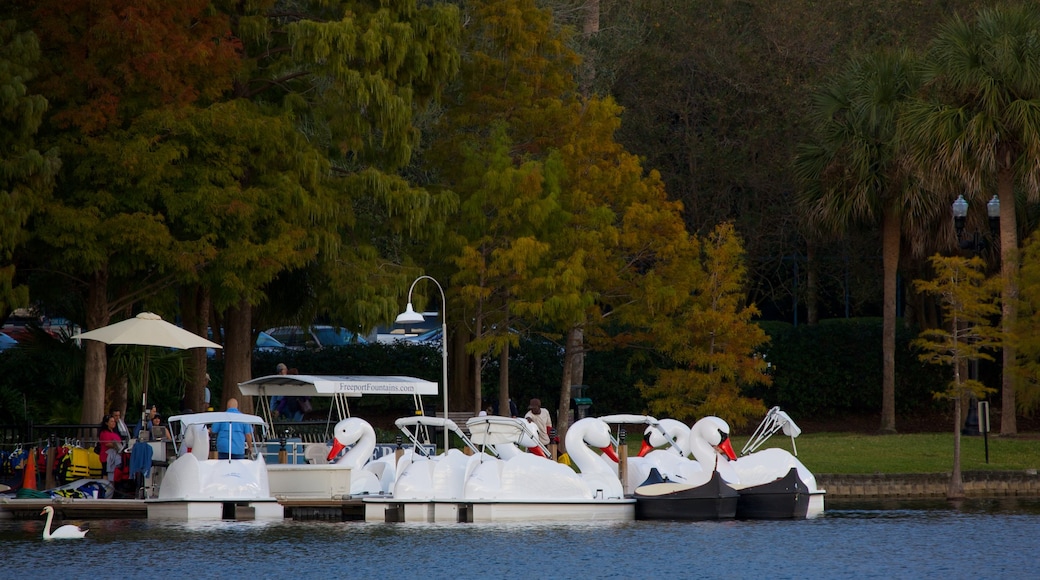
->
206, 330, 287, 358
263, 325, 367, 350
0, 332, 17, 351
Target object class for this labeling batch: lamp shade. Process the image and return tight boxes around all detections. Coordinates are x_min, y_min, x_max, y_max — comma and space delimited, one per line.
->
395, 303, 426, 324
952, 194, 968, 218
987, 195, 1000, 219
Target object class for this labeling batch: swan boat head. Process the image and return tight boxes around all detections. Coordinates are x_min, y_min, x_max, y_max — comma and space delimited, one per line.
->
327, 417, 377, 465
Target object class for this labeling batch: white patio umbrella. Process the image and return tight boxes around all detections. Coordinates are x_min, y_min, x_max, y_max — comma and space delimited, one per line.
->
72, 312, 222, 427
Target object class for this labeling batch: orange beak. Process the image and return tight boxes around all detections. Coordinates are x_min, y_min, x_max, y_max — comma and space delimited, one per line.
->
326, 439, 345, 462
717, 437, 737, 461
530, 446, 546, 457
600, 445, 620, 463
637, 436, 655, 458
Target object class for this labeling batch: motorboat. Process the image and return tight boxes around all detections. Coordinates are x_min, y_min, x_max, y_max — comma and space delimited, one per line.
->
238, 374, 438, 500
363, 416, 635, 523
146, 412, 283, 520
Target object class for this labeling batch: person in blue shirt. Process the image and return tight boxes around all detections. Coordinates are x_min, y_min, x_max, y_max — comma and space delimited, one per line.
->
210, 398, 253, 459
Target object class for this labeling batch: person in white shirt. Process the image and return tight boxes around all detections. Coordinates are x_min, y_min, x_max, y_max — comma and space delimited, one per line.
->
524, 398, 552, 446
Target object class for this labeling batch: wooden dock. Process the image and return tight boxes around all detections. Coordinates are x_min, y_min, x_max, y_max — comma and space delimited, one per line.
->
0, 497, 366, 521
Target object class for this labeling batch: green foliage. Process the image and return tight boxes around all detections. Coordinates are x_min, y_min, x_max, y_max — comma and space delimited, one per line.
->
0, 326, 83, 424
0, 21, 57, 313
640, 223, 770, 428
750, 318, 947, 417
253, 343, 444, 417
913, 255, 1002, 401
481, 334, 564, 407
1015, 230, 1040, 413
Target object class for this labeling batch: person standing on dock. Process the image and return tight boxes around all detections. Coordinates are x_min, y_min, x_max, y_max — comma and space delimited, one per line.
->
211, 398, 253, 459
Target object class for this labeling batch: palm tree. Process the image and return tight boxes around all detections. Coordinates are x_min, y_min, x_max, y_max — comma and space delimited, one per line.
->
900, 5, 1040, 435
796, 49, 943, 434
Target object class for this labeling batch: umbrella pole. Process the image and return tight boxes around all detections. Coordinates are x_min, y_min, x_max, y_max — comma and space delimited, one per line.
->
140, 348, 150, 435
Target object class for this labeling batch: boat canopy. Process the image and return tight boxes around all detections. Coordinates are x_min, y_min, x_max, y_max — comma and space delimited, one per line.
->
598, 414, 686, 455
239, 374, 438, 397
239, 374, 439, 434
168, 411, 267, 427
740, 406, 802, 457
466, 416, 550, 457
394, 416, 479, 456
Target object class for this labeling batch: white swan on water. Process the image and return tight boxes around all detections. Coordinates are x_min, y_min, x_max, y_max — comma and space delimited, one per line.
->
40, 506, 88, 540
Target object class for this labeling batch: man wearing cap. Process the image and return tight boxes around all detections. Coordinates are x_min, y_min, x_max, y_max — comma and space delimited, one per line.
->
524, 398, 552, 446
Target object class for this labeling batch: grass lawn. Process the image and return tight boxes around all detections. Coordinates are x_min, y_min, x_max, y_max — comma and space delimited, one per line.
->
620, 432, 1040, 474
729, 432, 1040, 474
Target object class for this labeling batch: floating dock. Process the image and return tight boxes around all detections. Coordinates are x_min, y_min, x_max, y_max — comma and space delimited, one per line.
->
0, 497, 366, 521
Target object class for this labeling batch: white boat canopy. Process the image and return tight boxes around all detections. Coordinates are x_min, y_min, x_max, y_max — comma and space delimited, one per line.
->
168, 411, 267, 427
239, 374, 438, 397
239, 374, 439, 435
394, 416, 479, 456
741, 406, 802, 457
466, 416, 550, 458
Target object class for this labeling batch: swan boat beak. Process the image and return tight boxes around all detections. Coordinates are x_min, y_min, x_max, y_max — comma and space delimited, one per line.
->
600, 445, 620, 463
326, 439, 346, 462
637, 434, 655, 457
716, 436, 737, 461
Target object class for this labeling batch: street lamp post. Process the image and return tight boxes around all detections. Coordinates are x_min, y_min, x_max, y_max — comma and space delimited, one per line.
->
951, 194, 1000, 440
397, 275, 449, 451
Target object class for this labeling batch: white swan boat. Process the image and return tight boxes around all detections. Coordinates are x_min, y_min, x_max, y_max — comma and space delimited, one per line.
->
634, 411, 825, 520
146, 412, 283, 520
363, 416, 635, 523
597, 414, 738, 520
238, 374, 438, 500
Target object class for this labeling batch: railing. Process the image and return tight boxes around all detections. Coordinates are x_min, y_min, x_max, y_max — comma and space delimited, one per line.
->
0, 423, 101, 449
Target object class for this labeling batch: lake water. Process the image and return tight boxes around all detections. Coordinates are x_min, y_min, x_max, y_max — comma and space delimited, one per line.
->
3, 498, 1039, 579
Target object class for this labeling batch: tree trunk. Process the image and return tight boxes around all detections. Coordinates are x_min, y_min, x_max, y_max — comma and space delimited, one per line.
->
451, 323, 468, 413
879, 212, 900, 434
948, 395, 964, 499
80, 269, 111, 426
468, 314, 484, 417
557, 326, 582, 453
223, 298, 254, 414
180, 284, 210, 413
498, 341, 509, 415
571, 327, 584, 388
112, 374, 127, 419
997, 168, 1017, 435
806, 240, 819, 326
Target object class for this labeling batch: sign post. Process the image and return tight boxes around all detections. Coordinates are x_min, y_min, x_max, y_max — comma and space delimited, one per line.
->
978, 400, 990, 464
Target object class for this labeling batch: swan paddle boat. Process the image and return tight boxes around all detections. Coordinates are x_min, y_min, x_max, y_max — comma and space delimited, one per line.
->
637, 411, 824, 519
620, 415, 739, 520
146, 412, 283, 520
238, 374, 438, 500
364, 416, 635, 523
722, 409, 826, 519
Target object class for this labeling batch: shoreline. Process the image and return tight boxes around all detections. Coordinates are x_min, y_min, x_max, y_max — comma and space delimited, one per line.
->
817, 470, 1040, 498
